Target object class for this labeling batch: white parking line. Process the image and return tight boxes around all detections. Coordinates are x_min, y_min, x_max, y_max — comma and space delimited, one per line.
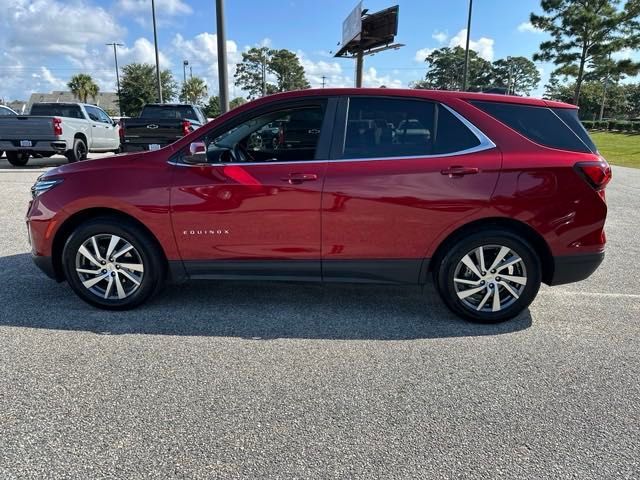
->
542, 290, 640, 299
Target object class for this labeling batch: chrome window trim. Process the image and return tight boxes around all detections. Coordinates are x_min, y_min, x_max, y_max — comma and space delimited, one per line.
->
168, 102, 497, 168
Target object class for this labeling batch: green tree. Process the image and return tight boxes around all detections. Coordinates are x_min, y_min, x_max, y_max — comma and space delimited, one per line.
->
119, 63, 178, 116
269, 49, 310, 92
624, 83, 640, 118
412, 46, 493, 91
229, 97, 247, 109
179, 76, 208, 105
235, 47, 309, 98
531, 0, 640, 105
234, 47, 276, 99
67, 74, 100, 103
204, 95, 221, 118
544, 80, 628, 119
491, 56, 541, 95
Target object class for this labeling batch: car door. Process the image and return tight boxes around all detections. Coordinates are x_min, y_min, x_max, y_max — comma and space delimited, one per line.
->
84, 106, 106, 149
321, 96, 502, 284
169, 98, 335, 280
96, 107, 119, 149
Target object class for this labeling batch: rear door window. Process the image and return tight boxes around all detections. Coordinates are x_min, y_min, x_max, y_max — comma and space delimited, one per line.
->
342, 97, 481, 159
30, 104, 84, 119
471, 101, 596, 154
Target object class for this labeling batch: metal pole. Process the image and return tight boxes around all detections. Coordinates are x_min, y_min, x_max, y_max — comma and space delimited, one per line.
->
355, 51, 364, 88
183, 60, 188, 85
215, 0, 230, 113
151, 0, 163, 103
462, 0, 473, 91
107, 43, 124, 116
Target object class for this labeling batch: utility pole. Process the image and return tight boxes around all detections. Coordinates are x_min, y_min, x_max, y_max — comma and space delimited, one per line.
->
190, 66, 193, 79
355, 51, 364, 87
106, 42, 124, 116
215, 0, 230, 113
321, 76, 326, 88
506, 56, 513, 95
183, 60, 189, 84
151, 0, 163, 103
462, 0, 473, 91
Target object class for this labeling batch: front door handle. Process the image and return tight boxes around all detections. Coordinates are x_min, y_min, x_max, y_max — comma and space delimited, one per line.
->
282, 173, 318, 184
441, 166, 479, 177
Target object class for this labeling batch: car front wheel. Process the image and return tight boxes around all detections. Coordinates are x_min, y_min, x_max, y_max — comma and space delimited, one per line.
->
62, 218, 165, 310
435, 230, 541, 323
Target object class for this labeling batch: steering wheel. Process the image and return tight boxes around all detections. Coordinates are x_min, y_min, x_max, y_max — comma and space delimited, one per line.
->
232, 142, 254, 163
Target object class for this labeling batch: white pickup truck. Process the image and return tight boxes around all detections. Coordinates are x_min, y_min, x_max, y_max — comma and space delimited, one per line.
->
0, 102, 121, 166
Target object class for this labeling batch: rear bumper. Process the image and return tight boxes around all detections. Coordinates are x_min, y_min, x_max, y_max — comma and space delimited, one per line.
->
548, 252, 604, 286
0, 140, 67, 153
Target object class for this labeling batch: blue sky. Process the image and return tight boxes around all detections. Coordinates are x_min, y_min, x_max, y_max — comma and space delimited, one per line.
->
0, 0, 598, 101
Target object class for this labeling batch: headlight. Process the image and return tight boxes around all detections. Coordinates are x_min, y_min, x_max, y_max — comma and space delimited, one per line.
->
31, 177, 63, 199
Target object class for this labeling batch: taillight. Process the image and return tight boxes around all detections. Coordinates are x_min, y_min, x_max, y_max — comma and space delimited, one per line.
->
118, 120, 125, 141
182, 120, 191, 136
575, 160, 612, 191
52, 117, 63, 136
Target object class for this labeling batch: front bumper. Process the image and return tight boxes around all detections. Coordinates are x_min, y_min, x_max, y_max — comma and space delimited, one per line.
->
32, 254, 61, 281
548, 252, 605, 286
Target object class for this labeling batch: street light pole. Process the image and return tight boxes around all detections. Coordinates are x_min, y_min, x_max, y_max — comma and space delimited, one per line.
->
183, 60, 189, 85
462, 0, 473, 91
106, 42, 124, 116
215, 0, 230, 113
151, 0, 163, 103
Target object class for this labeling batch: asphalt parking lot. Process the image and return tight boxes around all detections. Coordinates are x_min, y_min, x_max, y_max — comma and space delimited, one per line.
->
0, 154, 639, 479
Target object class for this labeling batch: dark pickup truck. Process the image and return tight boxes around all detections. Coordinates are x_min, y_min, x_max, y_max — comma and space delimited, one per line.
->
120, 103, 207, 152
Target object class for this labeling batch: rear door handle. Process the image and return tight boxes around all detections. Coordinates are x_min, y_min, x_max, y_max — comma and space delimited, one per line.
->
441, 166, 479, 177
282, 173, 318, 184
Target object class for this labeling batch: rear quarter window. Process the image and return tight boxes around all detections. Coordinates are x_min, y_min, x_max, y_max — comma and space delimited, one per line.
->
471, 101, 596, 154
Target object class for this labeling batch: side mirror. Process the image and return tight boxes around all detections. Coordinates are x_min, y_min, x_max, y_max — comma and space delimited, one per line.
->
189, 141, 206, 156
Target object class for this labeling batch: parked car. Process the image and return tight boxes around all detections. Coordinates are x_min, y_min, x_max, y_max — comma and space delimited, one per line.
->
0, 105, 18, 160
120, 103, 207, 153
26, 88, 610, 322
0, 102, 120, 166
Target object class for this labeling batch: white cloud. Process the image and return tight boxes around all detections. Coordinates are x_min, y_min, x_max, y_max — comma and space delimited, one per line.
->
449, 29, 495, 61
362, 67, 403, 89
517, 22, 542, 34
117, 0, 192, 16
432, 31, 448, 44
414, 47, 435, 62
2, 0, 125, 58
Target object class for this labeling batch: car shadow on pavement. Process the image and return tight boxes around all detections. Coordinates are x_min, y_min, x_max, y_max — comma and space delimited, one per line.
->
0, 253, 532, 340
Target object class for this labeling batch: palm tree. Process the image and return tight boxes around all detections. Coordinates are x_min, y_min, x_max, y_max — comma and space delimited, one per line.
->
67, 74, 100, 103
179, 76, 208, 105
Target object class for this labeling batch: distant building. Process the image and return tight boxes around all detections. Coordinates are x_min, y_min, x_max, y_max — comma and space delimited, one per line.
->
5, 100, 28, 114
26, 91, 119, 114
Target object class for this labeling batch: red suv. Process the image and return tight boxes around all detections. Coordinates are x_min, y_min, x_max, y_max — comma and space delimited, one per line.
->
26, 89, 610, 322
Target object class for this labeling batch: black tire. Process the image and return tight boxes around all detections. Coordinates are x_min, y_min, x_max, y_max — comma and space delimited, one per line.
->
62, 217, 165, 310
434, 229, 541, 323
6, 151, 29, 166
65, 138, 87, 163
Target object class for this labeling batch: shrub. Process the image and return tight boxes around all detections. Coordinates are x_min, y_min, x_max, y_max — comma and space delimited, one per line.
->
582, 120, 595, 130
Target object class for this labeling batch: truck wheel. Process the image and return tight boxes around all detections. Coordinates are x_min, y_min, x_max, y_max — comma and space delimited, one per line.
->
66, 138, 87, 163
6, 151, 30, 166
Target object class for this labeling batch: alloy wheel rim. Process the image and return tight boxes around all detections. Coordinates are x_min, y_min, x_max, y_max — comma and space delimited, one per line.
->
75, 234, 144, 300
453, 244, 527, 313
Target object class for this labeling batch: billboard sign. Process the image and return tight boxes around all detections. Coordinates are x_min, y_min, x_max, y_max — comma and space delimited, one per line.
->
342, 1, 362, 47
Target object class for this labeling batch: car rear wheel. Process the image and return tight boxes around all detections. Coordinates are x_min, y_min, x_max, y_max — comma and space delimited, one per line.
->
435, 230, 541, 323
62, 218, 165, 310
65, 138, 87, 163
6, 151, 30, 166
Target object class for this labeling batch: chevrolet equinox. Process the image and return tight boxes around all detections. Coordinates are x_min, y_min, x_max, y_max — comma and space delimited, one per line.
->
26, 89, 610, 323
